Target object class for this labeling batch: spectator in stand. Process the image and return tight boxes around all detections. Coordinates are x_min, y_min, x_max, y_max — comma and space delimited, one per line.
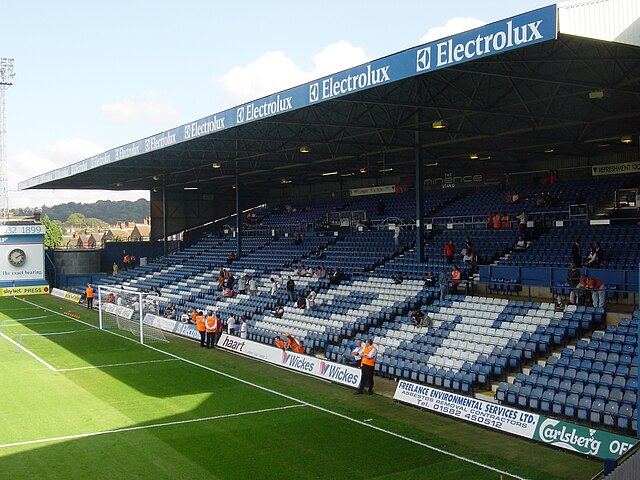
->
315, 266, 326, 278
286, 276, 296, 302
112, 262, 119, 275
410, 308, 432, 328
285, 333, 305, 354
329, 267, 343, 285
226, 252, 235, 265
502, 212, 511, 229
296, 294, 307, 309
293, 231, 304, 245
486, 210, 494, 229
462, 247, 477, 265
571, 238, 582, 267
516, 210, 528, 233
514, 235, 527, 251
239, 318, 248, 339
575, 192, 586, 205
492, 212, 502, 229
554, 295, 566, 312
122, 252, 129, 271
377, 198, 386, 216
444, 239, 455, 264
227, 313, 237, 336
248, 277, 257, 296
450, 266, 462, 294
237, 275, 247, 295
165, 304, 176, 320
549, 170, 557, 185
438, 267, 449, 301
393, 271, 404, 284
393, 225, 401, 246
270, 278, 279, 298
425, 271, 436, 287
579, 274, 606, 308
566, 263, 581, 305
272, 304, 284, 318
313, 247, 324, 259
585, 242, 603, 268
306, 287, 317, 309
343, 339, 363, 367
180, 310, 190, 323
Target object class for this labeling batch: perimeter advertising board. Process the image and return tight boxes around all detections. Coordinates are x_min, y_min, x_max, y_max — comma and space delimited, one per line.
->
0, 225, 46, 285
20, 5, 557, 190
394, 380, 637, 459
217, 333, 362, 388
143, 313, 201, 341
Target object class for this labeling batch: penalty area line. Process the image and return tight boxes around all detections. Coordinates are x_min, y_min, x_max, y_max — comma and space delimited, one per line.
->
18, 297, 530, 480
0, 404, 305, 450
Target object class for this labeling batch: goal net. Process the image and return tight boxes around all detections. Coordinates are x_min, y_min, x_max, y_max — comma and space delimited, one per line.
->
97, 285, 168, 344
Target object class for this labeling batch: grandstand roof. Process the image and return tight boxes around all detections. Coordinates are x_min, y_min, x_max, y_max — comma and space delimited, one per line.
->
19, 3, 640, 196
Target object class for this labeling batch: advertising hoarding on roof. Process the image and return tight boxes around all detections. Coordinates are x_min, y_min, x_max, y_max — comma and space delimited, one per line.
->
19, 5, 557, 190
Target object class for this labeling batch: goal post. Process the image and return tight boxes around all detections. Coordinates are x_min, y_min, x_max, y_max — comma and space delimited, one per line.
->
97, 285, 168, 345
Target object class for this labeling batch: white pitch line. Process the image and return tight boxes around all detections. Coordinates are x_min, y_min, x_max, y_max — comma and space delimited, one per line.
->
57, 358, 178, 372
10, 315, 55, 321
1, 320, 77, 327
17, 297, 530, 480
0, 331, 57, 372
0, 404, 304, 450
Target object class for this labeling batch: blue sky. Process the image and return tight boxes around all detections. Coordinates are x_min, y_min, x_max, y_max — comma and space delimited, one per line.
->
1, 0, 553, 209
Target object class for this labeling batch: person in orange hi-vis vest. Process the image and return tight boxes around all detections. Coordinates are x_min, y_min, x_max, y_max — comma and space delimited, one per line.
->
274, 336, 286, 350
205, 311, 216, 349
451, 266, 461, 294
195, 311, 206, 348
85, 285, 94, 309
502, 213, 511, 229
493, 213, 502, 229
355, 338, 377, 395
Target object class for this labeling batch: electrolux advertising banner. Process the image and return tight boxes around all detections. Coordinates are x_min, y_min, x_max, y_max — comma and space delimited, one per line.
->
217, 333, 362, 388
394, 380, 638, 459
19, 5, 557, 190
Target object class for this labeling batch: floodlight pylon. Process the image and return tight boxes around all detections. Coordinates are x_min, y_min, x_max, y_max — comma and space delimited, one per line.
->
0, 57, 16, 223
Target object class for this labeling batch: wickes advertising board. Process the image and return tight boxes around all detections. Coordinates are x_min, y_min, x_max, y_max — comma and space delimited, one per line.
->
394, 380, 637, 460
217, 333, 361, 388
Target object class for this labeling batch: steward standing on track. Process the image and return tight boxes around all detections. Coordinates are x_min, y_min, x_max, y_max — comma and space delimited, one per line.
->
85, 285, 94, 309
205, 311, 216, 349
354, 338, 377, 395
215, 313, 224, 345
196, 311, 206, 347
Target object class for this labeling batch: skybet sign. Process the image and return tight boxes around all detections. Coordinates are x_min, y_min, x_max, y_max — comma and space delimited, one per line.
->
416, 6, 556, 74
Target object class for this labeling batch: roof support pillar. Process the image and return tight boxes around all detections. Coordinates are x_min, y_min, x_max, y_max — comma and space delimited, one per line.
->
162, 186, 168, 258
415, 116, 425, 263
235, 158, 242, 259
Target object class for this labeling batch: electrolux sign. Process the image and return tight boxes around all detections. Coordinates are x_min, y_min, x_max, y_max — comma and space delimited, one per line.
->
18, 6, 557, 190
414, 6, 556, 75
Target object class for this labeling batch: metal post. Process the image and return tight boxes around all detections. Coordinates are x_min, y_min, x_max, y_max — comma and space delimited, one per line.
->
162, 187, 168, 258
415, 113, 424, 263
235, 159, 242, 259
637, 264, 639, 439
98, 285, 103, 329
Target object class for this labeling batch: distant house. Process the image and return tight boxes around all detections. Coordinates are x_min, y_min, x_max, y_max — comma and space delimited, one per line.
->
103, 228, 133, 242
89, 232, 105, 248
77, 234, 92, 248
130, 224, 151, 242
60, 235, 76, 249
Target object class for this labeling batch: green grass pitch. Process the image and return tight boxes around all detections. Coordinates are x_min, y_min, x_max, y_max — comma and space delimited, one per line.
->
0, 295, 601, 479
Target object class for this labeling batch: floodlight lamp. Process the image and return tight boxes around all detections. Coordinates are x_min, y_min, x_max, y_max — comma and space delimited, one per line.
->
184, 186, 198, 190
469, 153, 479, 160
152, 175, 160, 181
0, 57, 15, 85
322, 171, 338, 176
280, 178, 291, 184
432, 119, 448, 129
359, 167, 367, 174
299, 146, 311, 153
212, 163, 221, 169
588, 90, 604, 100
620, 135, 633, 144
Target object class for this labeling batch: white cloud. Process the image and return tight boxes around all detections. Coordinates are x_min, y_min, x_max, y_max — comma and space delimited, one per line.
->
6, 138, 149, 209
101, 97, 178, 124
218, 40, 371, 106
419, 17, 485, 44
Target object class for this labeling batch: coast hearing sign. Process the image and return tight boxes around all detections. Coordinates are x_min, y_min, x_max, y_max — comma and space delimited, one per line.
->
217, 333, 361, 387
20, 6, 557, 191
394, 380, 637, 459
